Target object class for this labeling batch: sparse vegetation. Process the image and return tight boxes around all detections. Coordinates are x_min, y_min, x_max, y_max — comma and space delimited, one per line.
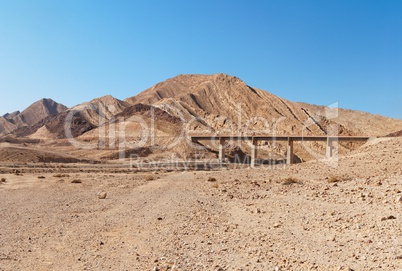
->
145, 175, 155, 181
38, 176, 46, 179
53, 173, 70, 178
212, 183, 219, 188
207, 177, 217, 182
328, 176, 342, 183
1, 177, 6, 183
282, 177, 299, 185
71, 179, 82, 183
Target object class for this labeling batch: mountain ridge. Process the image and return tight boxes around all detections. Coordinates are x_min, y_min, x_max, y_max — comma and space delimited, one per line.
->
1, 73, 402, 162
0, 98, 67, 135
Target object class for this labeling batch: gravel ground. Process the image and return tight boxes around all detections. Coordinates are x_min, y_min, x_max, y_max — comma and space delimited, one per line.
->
1, 137, 402, 271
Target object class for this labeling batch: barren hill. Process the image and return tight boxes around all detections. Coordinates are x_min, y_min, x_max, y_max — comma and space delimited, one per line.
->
2, 74, 402, 163
0, 98, 67, 135
0, 117, 17, 135
125, 74, 402, 137
20, 98, 67, 126
71, 95, 130, 124
15, 95, 129, 140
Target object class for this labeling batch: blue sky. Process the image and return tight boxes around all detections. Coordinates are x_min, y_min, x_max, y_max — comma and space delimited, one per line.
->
0, 0, 401, 119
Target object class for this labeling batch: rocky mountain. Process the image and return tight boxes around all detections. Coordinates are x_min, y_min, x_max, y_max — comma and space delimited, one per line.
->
2, 74, 402, 162
13, 95, 130, 139
0, 117, 17, 135
125, 73, 402, 137
0, 98, 67, 135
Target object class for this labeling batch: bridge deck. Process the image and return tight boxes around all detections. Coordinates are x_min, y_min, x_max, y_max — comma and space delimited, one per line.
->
190, 135, 372, 141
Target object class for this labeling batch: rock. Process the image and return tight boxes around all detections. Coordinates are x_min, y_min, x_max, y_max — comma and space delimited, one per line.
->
381, 215, 396, 221
396, 196, 402, 203
97, 191, 107, 199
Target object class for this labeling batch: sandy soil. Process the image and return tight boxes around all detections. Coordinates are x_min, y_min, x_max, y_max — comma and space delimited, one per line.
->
1, 137, 402, 271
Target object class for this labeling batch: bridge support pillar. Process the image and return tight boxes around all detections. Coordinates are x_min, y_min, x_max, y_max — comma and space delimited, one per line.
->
326, 137, 333, 158
218, 138, 225, 163
251, 138, 258, 168
287, 138, 294, 165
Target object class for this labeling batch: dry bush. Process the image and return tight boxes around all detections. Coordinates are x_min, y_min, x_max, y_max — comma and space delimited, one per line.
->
282, 177, 299, 185
1, 177, 6, 183
145, 175, 155, 181
328, 176, 339, 183
53, 173, 70, 178
38, 176, 46, 179
207, 177, 217, 182
328, 176, 342, 183
71, 179, 82, 184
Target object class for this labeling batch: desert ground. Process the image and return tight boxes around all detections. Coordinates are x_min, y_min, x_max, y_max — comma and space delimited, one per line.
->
1, 136, 402, 271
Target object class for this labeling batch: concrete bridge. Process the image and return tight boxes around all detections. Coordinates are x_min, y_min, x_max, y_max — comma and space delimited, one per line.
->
190, 134, 373, 167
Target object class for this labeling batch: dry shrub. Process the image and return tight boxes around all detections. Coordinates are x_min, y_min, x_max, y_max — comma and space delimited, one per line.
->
145, 175, 155, 181
328, 176, 342, 183
71, 179, 82, 184
207, 177, 217, 182
1, 177, 6, 183
38, 176, 46, 179
53, 173, 70, 178
282, 177, 299, 185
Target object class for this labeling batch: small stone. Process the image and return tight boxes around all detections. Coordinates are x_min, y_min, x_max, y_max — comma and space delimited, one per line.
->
356, 224, 361, 229
97, 191, 107, 199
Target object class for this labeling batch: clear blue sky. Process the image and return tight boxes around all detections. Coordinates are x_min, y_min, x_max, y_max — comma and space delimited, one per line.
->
0, 0, 401, 119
